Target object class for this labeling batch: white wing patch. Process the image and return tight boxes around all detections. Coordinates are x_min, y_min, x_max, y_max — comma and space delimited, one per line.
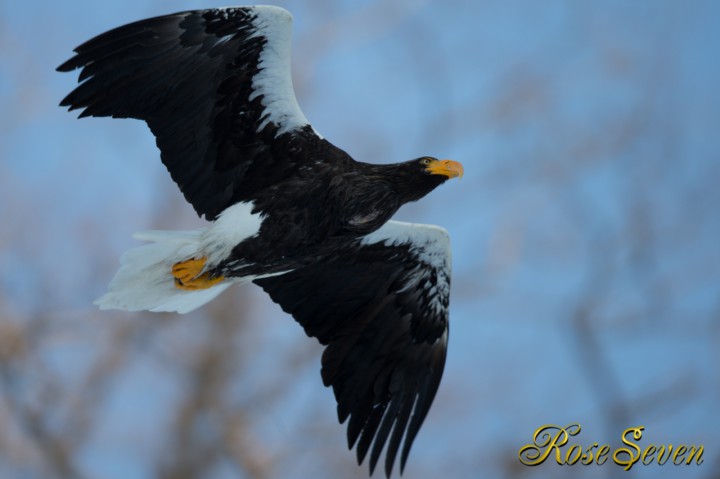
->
362, 221, 452, 316
249, 6, 319, 137
361, 221, 451, 271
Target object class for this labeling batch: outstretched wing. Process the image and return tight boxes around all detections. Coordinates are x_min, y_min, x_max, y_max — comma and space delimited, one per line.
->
255, 221, 451, 477
58, 6, 351, 220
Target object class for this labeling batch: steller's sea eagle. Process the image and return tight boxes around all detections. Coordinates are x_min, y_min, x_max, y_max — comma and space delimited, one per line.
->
58, 6, 462, 477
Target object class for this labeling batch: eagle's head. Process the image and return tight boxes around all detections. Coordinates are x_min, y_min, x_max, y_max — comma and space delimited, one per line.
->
419, 156, 464, 180
389, 156, 463, 202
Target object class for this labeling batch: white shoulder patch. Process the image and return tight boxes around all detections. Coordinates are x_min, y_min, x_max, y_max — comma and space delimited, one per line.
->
361, 220, 451, 271
362, 221, 452, 316
249, 6, 320, 137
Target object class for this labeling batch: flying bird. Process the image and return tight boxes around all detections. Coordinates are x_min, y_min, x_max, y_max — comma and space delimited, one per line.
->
58, 6, 462, 477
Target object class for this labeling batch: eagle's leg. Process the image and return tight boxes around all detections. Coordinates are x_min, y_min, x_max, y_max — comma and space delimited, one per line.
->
172, 257, 224, 290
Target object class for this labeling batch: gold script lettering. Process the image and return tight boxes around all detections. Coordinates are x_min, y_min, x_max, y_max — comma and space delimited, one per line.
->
613, 426, 644, 471
673, 445, 688, 465
518, 424, 581, 466
686, 445, 704, 465
596, 444, 610, 465
641, 444, 657, 465
519, 424, 704, 469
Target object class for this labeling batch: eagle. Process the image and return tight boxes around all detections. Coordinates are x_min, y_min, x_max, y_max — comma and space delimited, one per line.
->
58, 6, 463, 477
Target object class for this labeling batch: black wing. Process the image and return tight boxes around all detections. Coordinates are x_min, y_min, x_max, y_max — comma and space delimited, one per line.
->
255, 221, 451, 477
58, 6, 351, 220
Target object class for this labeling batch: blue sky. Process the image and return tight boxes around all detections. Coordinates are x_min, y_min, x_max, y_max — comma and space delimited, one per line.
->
1, 1, 720, 478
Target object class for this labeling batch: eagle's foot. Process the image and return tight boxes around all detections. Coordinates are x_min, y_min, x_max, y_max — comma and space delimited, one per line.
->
172, 257, 224, 290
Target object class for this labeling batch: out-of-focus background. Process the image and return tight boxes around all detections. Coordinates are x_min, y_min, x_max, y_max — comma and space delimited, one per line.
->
1, 1, 719, 478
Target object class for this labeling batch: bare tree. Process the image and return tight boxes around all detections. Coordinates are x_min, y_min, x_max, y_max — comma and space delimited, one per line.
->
1, 1, 718, 479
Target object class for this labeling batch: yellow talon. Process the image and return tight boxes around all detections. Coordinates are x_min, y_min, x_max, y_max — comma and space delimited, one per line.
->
172, 257, 224, 290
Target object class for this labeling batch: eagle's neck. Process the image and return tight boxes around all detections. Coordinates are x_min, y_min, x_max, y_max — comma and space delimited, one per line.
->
361, 162, 440, 203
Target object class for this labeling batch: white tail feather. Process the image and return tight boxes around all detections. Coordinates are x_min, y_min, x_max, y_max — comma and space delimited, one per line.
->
95, 230, 236, 314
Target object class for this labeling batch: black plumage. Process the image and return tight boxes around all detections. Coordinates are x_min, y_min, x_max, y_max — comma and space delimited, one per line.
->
255, 234, 449, 475
58, 6, 462, 477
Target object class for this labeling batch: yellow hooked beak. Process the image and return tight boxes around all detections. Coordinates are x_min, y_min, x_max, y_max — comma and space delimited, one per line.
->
425, 159, 464, 179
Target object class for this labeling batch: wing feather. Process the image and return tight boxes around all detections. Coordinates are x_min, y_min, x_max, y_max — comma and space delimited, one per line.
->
255, 221, 451, 476
58, 6, 351, 219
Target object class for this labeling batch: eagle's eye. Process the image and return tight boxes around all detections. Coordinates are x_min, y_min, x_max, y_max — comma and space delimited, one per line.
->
420, 157, 432, 166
